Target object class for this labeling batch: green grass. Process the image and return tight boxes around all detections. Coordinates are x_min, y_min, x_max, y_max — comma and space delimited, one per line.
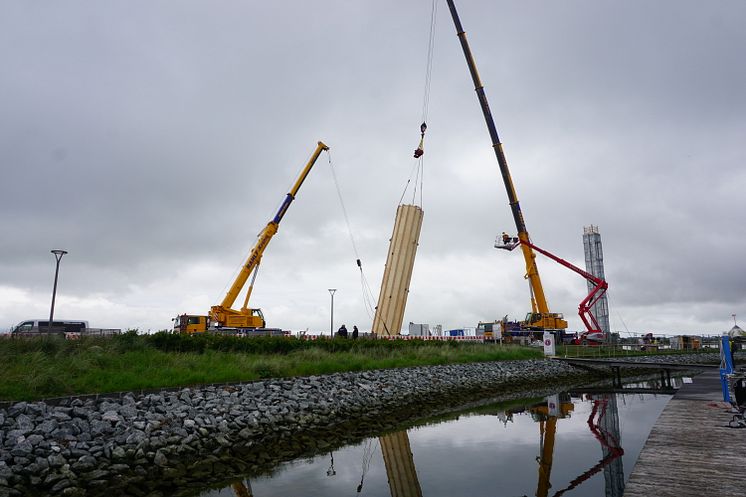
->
0, 332, 543, 401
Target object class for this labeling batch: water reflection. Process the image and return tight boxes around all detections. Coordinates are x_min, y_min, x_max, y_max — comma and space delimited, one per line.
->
205, 380, 677, 497
380, 431, 422, 497
548, 395, 624, 497
229, 480, 253, 497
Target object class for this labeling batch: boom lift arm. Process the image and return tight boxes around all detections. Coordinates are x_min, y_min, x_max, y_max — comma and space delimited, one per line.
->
445, 0, 565, 331
498, 235, 608, 337
210, 141, 329, 329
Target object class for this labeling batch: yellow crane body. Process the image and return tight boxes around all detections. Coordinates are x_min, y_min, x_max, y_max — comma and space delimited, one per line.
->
174, 141, 329, 333
446, 0, 567, 332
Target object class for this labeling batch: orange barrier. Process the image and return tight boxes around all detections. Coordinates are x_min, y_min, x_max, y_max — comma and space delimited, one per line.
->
380, 335, 484, 341
297, 334, 485, 342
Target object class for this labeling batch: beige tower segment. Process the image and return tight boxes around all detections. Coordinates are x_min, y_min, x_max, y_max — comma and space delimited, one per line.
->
372, 204, 424, 336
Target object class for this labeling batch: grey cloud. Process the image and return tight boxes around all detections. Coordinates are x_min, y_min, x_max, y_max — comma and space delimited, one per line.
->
1, 1, 744, 333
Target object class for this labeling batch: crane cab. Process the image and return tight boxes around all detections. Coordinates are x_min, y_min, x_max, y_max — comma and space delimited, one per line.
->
173, 314, 209, 334
174, 309, 267, 334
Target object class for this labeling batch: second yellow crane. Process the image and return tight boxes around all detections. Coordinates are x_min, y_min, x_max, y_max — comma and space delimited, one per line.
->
174, 141, 329, 334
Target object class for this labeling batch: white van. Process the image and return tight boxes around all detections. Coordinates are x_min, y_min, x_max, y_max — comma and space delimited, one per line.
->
12, 319, 89, 334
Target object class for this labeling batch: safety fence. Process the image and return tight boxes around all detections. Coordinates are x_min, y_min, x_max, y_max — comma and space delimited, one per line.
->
556, 344, 719, 358
5, 329, 122, 339
378, 335, 485, 342
298, 334, 486, 342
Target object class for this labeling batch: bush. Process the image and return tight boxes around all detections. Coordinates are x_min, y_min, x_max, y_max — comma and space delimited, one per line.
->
140, 332, 466, 356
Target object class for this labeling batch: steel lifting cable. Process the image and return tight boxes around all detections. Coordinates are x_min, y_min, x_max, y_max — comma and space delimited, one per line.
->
421, 0, 438, 124
357, 267, 377, 319
411, 156, 424, 206
397, 160, 421, 205
327, 151, 379, 318
401, 0, 438, 208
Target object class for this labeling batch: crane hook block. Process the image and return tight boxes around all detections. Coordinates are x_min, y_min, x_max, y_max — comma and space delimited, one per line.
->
413, 122, 427, 158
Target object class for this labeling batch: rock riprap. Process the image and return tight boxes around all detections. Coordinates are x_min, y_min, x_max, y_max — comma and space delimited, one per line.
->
0, 354, 724, 496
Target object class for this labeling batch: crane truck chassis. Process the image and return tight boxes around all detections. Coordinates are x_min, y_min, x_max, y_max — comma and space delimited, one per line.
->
174, 141, 329, 334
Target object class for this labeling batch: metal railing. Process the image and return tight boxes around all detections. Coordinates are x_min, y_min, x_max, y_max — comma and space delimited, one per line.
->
9, 328, 121, 339
556, 344, 717, 358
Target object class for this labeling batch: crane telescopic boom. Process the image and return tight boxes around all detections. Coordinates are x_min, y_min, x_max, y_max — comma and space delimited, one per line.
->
211, 141, 329, 329
174, 141, 329, 333
446, 0, 566, 331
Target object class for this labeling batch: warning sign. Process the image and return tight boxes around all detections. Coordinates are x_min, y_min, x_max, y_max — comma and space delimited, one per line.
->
543, 332, 556, 356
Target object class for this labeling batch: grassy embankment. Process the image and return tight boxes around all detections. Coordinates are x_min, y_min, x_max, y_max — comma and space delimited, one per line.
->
0, 332, 543, 401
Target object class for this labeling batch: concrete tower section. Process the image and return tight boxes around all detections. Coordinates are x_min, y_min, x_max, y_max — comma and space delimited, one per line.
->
583, 225, 610, 337
372, 204, 424, 336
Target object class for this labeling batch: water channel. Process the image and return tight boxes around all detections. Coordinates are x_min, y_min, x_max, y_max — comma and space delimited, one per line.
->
200, 378, 684, 497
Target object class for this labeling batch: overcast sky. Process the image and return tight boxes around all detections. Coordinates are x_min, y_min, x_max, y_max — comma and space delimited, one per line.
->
1, 0, 744, 335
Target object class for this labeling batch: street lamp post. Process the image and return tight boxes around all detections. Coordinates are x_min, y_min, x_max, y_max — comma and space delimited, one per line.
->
328, 289, 337, 336
49, 249, 68, 333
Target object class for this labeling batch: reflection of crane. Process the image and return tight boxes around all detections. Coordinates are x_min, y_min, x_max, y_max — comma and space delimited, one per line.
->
536, 416, 558, 497
528, 395, 574, 497
550, 395, 625, 497
445, 0, 567, 334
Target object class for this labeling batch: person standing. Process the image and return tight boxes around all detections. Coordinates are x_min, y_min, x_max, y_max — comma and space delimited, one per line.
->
352, 325, 359, 339
337, 324, 348, 338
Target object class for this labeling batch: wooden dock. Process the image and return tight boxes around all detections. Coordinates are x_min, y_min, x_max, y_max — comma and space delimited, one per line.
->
623, 370, 746, 496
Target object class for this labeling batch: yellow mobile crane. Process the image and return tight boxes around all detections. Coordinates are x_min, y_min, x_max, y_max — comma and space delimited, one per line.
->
445, 0, 566, 332
174, 141, 329, 334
